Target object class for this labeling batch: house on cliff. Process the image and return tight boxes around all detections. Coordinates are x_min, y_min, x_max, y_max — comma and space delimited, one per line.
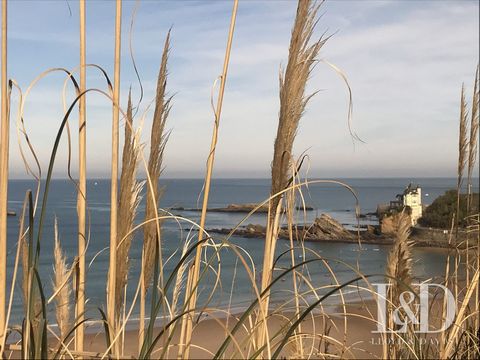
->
378, 183, 423, 227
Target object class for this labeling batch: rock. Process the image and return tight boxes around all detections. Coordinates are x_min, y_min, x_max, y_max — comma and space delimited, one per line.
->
245, 224, 264, 234
307, 214, 353, 240
295, 205, 314, 211
171, 203, 314, 213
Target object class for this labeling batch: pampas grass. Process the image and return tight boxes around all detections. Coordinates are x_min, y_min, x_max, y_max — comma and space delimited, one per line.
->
107, 0, 122, 355
466, 67, 479, 291
258, 0, 325, 354
52, 218, 72, 340
178, 2, 238, 357
385, 211, 413, 359
457, 84, 469, 229
385, 211, 413, 292
467, 67, 479, 197
115, 92, 143, 315
269, 0, 325, 219
140, 30, 171, 348
0, 1, 478, 359
142, 31, 171, 292
0, 0, 8, 348
75, 0, 87, 352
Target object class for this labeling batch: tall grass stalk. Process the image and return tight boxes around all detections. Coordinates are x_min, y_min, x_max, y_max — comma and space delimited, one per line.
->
0, 0, 7, 352
107, 0, 122, 355
466, 67, 479, 290
467, 68, 479, 211
456, 84, 469, 230
0, 192, 27, 355
385, 212, 412, 359
52, 218, 72, 340
258, 0, 324, 353
75, 0, 87, 352
467, 65, 480, 351
442, 269, 480, 358
285, 165, 306, 358
455, 84, 469, 306
140, 30, 171, 350
177, 1, 238, 357
116, 92, 143, 316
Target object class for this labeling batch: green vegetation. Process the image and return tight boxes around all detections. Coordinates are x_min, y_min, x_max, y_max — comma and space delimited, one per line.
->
419, 190, 479, 228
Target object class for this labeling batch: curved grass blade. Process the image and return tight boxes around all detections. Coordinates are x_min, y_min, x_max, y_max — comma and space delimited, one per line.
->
98, 307, 112, 357
213, 258, 323, 359
52, 317, 91, 360
138, 237, 209, 358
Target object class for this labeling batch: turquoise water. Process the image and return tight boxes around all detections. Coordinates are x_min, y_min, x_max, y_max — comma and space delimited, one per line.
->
5, 178, 474, 324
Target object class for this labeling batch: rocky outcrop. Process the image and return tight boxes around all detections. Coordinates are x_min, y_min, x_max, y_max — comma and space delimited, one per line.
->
208, 213, 395, 244
300, 214, 353, 241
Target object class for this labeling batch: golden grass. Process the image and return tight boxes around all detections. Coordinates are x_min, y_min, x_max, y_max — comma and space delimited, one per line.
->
140, 30, 171, 349
178, 1, 238, 357
0, 0, 8, 350
385, 212, 412, 359
52, 218, 72, 340
258, 0, 326, 355
107, 0, 122, 355
0, 1, 478, 359
116, 92, 143, 315
465, 66, 479, 296
270, 0, 325, 220
456, 84, 469, 225
467, 67, 479, 193
75, 0, 87, 352
142, 31, 171, 292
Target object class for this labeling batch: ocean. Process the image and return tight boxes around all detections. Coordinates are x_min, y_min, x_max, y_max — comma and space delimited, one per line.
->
4, 177, 475, 325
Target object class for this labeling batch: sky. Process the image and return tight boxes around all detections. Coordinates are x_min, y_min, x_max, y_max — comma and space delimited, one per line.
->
3, 0, 479, 179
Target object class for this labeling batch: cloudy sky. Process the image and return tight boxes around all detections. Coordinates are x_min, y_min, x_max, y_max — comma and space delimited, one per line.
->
4, 0, 479, 178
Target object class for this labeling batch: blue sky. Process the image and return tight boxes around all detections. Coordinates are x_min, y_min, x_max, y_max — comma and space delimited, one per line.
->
4, 0, 479, 178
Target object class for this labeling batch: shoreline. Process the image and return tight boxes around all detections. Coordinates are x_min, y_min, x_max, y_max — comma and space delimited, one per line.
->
206, 225, 463, 249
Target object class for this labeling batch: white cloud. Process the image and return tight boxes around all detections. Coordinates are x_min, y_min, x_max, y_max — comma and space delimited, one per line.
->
6, 0, 479, 179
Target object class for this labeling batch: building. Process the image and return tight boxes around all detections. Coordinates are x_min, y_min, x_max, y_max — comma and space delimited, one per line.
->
377, 184, 423, 227
395, 184, 422, 226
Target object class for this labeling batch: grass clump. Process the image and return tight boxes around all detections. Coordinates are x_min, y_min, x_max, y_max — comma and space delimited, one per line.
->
52, 218, 72, 340
115, 92, 143, 315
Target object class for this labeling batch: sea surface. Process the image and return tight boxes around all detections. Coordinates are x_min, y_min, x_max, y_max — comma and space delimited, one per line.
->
4, 177, 476, 325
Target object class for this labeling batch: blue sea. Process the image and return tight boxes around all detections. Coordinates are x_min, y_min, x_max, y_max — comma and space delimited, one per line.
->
4, 177, 475, 325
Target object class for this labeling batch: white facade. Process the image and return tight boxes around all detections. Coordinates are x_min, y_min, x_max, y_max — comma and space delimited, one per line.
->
403, 186, 422, 225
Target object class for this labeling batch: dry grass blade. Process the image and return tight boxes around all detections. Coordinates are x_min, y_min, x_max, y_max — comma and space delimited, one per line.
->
140, 30, 171, 349
257, 1, 326, 355
178, 2, 238, 357
456, 84, 469, 226
21, 231, 29, 315
52, 218, 71, 340
270, 0, 326, 220
115, 91, 143, 314
385, 211, 413, 297
467, 66, 479, 205
465, 66, 479, 300
142, 31, 171, 290
0, 0, 8, 351
385, 211, 412, 359
76, 0, 87, 353
107, 1, 122, 355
